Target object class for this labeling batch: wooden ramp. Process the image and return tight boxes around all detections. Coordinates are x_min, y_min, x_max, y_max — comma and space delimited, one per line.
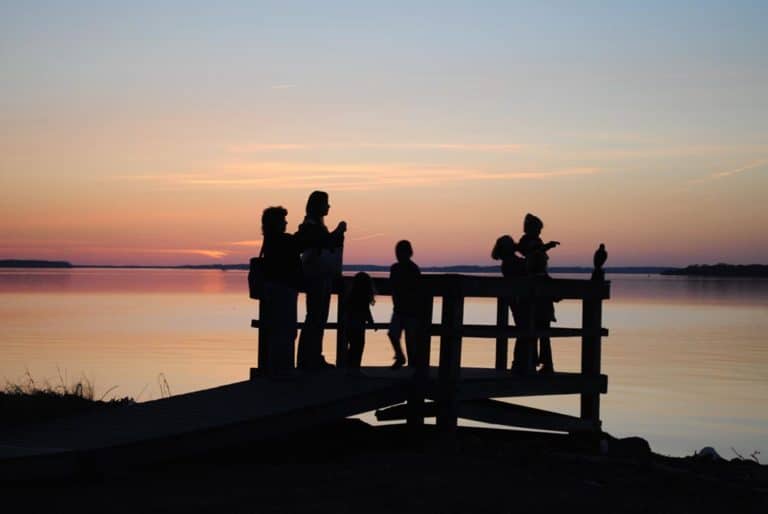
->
0, 370, 408, 476
0, 366, 606, 469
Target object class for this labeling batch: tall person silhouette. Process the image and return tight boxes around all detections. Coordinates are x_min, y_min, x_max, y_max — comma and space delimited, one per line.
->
492, 235, 530, 372
295, 191, 346, 371
260, 206, 302, 376
514, 213, 560, 373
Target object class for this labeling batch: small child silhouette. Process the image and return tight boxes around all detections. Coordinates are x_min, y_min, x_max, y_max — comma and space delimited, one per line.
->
344, 272, 376, 371
528, 250, 560, 374
517, 213, 560, 258
388, 240, 422, 369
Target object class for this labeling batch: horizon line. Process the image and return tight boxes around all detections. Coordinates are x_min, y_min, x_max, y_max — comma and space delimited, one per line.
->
0, 259, 681, 270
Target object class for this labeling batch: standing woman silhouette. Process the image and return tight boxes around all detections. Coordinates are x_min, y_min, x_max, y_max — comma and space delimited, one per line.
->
260, 206, 302, 376
295, 191, 347, 370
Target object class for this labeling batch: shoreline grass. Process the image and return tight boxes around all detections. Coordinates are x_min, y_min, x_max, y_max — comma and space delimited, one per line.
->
1, 371, 134, 428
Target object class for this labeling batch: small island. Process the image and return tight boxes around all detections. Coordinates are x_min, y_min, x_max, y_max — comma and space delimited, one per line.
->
662, 264, 768, 278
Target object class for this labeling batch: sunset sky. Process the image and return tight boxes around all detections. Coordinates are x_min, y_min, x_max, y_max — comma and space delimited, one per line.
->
1, 1, 766, 266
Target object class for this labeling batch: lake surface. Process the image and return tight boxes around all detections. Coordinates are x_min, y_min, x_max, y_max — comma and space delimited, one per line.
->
1, 268, 766, 458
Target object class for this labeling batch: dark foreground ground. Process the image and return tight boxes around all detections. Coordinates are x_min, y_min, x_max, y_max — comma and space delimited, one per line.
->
2, 419, 766, 514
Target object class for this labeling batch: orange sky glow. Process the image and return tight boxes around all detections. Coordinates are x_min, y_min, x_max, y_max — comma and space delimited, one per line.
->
1, 3, 766, 267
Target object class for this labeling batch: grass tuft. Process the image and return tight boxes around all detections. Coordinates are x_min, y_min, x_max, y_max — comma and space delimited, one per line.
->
1, 370, 134, 428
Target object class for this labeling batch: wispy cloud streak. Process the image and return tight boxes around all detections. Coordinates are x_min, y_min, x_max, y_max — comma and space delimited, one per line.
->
228, 240, 262, 247
117, 162, 599, 191
712, 159, 768, 178
690, 159, 768, 184
2, 245, 230, 260
227, 143, 525, 153
229, 144, 308, 151
350, 232, 386, 242
140, 248, 229, 259
361, 143, 524, 152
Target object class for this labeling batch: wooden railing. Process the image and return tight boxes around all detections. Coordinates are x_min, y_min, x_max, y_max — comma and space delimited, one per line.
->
252, 273, 610, 434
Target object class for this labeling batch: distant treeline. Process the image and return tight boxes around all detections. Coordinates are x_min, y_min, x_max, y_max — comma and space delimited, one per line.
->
662, 264, 768, 278
0, 260, 72, 268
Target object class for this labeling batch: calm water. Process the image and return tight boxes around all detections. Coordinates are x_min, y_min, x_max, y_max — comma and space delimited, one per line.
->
1, 268, 766, 458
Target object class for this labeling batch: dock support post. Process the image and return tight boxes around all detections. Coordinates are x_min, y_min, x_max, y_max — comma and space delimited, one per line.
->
407, 295, 434, 429
580, 297, 603, 431
437, 278, 464, 436
495, 297, 509, 370
422, 294, 434, 370
256, 299, 268, 374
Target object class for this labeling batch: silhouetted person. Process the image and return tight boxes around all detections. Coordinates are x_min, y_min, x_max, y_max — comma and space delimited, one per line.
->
528, 250, 559, 374
295, 191, 347, 371
261, 206, 302, 377
344, 272, 376, 372
491, 234, 526, 323
592, 243, 607, 281
492, 234, 535, 374
517, 213, 560, 259
511, 214, 559, 374
492, 235, 526, 278
388, 240, 422, 369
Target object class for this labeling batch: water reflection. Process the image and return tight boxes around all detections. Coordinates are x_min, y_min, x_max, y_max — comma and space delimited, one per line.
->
0, 268, 766, 457
603, 273, 768, 306
3, 269, 767, 305
0, 268, 245, 294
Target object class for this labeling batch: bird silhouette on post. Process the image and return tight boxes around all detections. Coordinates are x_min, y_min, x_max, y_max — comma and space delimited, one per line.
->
591, 243, 607, 281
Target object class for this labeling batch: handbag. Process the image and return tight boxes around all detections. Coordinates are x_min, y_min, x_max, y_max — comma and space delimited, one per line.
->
248, 247, 265, 299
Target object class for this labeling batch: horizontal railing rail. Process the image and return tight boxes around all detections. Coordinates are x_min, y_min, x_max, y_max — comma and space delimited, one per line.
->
251, 320, 607, 339
332, 274, 610, 300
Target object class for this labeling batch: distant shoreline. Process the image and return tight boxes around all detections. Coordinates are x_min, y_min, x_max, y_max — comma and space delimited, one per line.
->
3, 259, 767, 276
1, 260, 672, 274
0, 259, 72, 268
661, 264, 768, 278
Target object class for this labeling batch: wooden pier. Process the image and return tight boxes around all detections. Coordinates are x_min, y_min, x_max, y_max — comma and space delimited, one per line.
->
0, 273, 608, 476
253, 273, 610, 436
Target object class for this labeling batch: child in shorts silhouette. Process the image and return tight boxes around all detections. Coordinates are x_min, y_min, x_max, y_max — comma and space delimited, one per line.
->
388, 240, 422, 369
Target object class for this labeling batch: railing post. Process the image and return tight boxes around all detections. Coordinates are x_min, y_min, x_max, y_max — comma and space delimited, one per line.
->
335, 281, 347, 368
407, 294, 434, 428
257, 299, 268, 373
423, 294, 434, 371
437, 277, 464, 436
495, 297, 509, 370
527, 295, 537, 371
580, 296, 603, 430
